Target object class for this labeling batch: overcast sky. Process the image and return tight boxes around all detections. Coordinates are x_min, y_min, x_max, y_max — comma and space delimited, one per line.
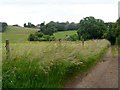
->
0, 0, 119, 26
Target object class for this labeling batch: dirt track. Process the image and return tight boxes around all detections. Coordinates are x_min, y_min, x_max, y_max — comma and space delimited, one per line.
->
65, 48, 118, 88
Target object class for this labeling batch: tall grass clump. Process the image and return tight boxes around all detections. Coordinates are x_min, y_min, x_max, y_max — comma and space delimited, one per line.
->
2, 39, 110, 88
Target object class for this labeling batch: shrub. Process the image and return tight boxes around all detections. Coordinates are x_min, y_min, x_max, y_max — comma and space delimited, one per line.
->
43, 35, 51, 41
35, 32, 43, 37
28, 34, 38, 41
50, 36, 55, 41
28, 32, 55, 41
65, 34, 78, 41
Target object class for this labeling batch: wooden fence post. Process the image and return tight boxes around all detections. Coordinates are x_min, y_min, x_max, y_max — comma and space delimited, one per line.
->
5, 39, 10, 59
81, 36, 84, 46
82, 39, 84, 46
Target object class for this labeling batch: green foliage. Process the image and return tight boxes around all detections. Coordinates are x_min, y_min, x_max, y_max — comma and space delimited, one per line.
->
116, 18, 120, 45
116, 35, 120, 46
104, 18, 120, 45
40, 21, 79, 34
28, 34, 38, 41
35, 32, 43, 37
42, 35, 51, 41
77, 16, 107, 40
1, 22, 8, 32
103, 22, 115, 45
55, 22, 79, 31
28, 32, 55, 41
67, 22, 79, 30
24, 22, 36, 28
2, 40, 110, 88
40, 22, 57, 35
65, 34, 78, 41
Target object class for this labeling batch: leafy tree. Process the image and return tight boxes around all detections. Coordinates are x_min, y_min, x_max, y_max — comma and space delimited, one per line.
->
67, 22, 79, 30
55, 22, 66, 31
113, 18, 120, 45
77, 16, 107, 40
1, 22, 8, 32
54, 22, 79, 31
40, 22, 57, 35
39, 21, 79, 32
104, 18, 120, 45
40, 21, 45, 26
103, 22, 116, 45
24, 23, 27, 27
24, 22, 36, 28
28, 22, 32, 27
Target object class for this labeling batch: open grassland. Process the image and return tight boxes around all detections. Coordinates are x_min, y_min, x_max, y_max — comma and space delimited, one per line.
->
2, 39, 110, 88
2, 26, 77, 42
2, 26, 39, 43
53, 30, 77, 39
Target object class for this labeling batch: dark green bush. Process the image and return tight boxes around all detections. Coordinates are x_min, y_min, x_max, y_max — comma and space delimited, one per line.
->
28, 32, 55, 41
28, 34, 38, 41
35, 32, 43, 37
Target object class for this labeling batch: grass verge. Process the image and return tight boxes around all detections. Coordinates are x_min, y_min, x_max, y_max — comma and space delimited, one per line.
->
2, 39, 110, 88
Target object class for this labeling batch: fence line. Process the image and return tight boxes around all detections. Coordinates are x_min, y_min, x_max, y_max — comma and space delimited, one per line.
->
5, 39, 10, 59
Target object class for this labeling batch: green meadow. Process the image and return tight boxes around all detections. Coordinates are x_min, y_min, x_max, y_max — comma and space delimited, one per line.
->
2, 26, 39, 43
53, 30, 77, 39
2, 26, 77, 43
2, 40, 110, 88
1, 26, 111, 88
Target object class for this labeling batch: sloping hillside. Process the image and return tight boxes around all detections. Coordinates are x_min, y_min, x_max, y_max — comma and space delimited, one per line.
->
2, 26, 39, 43
2, 26, 77, 42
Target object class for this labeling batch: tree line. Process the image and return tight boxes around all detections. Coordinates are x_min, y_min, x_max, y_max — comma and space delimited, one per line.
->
24, 22, 36, 28
77, 16, 120, 45
28, 16, 120, 45
24, 21, 79, 31
0, 22, 8, 32
40, 21, 79, 35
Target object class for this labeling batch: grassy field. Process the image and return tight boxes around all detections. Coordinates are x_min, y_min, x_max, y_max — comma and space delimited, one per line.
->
53, 30, 77, 39
1, 26, 77, 42
1, 26, 111, 88
2, 39, 110, 88
2, 26, 39, 43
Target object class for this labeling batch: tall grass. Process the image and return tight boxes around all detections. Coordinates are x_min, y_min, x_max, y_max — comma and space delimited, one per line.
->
111, 46, 118, 56
2, 39, 110, 88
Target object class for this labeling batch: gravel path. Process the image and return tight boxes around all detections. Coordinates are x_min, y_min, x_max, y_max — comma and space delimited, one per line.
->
64, 47, 118, 88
